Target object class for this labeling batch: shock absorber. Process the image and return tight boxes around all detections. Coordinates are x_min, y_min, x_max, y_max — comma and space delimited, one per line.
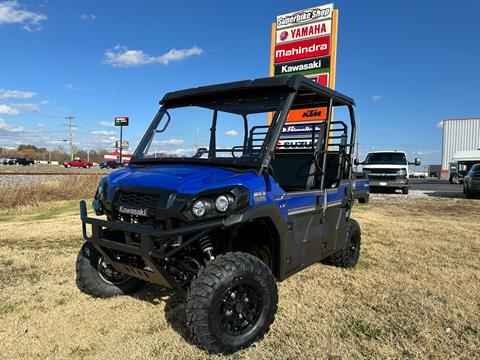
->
198, 235, 215, 260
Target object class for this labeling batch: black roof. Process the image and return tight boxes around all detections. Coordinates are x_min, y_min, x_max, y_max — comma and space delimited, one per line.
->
160, 75, 355, 108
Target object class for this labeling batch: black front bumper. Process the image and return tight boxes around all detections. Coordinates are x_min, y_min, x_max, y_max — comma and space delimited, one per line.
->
80, 200, 224, 287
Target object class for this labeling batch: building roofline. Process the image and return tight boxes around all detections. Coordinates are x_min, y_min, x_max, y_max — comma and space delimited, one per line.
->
442, 118, 480, 122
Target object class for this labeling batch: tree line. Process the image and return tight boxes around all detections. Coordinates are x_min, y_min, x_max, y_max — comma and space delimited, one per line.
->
0, 144, 110, 163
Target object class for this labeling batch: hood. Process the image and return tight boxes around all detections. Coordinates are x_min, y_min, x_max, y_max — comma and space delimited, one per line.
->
107, 164, 264, 194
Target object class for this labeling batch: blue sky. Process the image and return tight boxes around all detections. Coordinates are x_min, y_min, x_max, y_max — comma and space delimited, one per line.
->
0, 0, 479, 165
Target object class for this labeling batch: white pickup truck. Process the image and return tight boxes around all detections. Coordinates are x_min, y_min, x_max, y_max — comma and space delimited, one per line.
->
355, 151, 420, 194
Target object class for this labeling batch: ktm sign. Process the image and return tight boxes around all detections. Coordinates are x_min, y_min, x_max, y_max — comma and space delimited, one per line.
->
286, 107, 327, 123
275, 36, 330, 64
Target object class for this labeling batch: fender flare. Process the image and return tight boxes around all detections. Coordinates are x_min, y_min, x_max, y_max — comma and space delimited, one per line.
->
224, 203, 289, 280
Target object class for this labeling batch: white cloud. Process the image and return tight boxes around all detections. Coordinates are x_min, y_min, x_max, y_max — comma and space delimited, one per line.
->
92, 130, 116, 136
0, 104, 20, 115
370, 95, 383, 102
13, 103, 40, 112
37, 122, 44, 127
0, 118, 24, 133
225, 130, 239, 136
80, 13, 96, 21
162, 148, 192, 156
0, 102, 45, 115
103, 45, 203, 68
0, 88, 36, 99
436, 121, 444, 128
98, 121, 114, 127
64, 83, 76, 91
154, 138, 185, 146
0, 1, 47, 31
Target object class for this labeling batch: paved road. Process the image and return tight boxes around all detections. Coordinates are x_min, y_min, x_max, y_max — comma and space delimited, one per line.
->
409, 178, 462, 193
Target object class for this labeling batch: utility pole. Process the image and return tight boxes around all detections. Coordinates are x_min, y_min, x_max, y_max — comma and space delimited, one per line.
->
195, 126, 200, 151
355, 117, 360, 172
65, 116, 75, 160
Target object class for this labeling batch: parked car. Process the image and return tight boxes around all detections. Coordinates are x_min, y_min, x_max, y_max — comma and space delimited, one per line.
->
4, 157, 16, 165
64, 159, 93, 168
99, 160, 125, 169
77, 75, 364, 353
355, 151, 421, 194
14, 157, 35, 166
463, 163, 480, 198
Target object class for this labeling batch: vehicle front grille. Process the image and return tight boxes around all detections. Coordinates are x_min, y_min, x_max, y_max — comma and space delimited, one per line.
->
368, 168, 398, 174
111, 191, 163, 228
117, 192, 159, 209
118, 214, 157, 227
368, 175, 398, 181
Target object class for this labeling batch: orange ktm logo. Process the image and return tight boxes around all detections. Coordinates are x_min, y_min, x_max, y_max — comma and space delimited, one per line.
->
286, 107, 327, 123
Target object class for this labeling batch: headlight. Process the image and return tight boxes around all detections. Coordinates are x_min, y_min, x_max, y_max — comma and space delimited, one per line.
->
215, 195, 230, 212
397, 169, 407, 176
192, 199, 208, 217
186, 187, 250, 220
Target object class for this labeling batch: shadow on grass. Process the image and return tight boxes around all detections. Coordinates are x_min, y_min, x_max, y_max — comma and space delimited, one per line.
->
132, 283, 191, 344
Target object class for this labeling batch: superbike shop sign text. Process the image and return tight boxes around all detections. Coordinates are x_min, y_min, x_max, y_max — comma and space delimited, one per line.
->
276, 4, 333, 29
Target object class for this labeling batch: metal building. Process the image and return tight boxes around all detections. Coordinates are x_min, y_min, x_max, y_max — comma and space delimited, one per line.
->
440, 118, 480, 179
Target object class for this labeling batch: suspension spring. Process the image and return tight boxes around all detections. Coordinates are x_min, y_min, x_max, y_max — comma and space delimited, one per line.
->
198, 235, 215, 260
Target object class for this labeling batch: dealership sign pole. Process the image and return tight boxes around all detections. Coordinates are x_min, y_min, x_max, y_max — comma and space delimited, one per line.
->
269, 3, 338, 133
114, 116, 129, 163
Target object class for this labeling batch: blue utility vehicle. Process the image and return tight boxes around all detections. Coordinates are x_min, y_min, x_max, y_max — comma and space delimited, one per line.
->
77, 75, 366, 353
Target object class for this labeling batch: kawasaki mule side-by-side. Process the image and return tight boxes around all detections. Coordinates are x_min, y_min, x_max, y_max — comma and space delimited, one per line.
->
77, 75, 365, 353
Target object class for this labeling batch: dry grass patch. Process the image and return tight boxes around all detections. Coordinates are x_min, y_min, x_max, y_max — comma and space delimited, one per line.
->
0, 176, 100, 209
0, 196, 479, 359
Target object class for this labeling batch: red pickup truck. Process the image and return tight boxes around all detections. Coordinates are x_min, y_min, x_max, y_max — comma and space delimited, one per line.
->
64, 159, 93, 168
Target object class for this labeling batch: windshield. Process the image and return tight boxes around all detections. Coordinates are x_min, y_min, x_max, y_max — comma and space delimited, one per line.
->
131, 93, 287, 169
365, 152, 407, 165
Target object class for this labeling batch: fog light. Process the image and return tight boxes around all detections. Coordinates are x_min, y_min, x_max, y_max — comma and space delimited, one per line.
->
215, 195, 230, 212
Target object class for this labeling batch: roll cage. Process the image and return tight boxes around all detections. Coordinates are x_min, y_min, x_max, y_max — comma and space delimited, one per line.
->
132, 75, 356, 189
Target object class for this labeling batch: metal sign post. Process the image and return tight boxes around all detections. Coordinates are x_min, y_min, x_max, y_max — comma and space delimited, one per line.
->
114, 117, 129, 164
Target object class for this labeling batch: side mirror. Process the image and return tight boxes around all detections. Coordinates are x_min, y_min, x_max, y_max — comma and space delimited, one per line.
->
415, 158, 421, 166
354, 158, 360, 166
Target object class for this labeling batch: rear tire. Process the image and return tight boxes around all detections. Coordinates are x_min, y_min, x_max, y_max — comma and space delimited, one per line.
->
402, 187, 409, 195
358, 195, 369, 204
323, 219, 361, 268
186, 252, 278, 354
76, 242, 145, 298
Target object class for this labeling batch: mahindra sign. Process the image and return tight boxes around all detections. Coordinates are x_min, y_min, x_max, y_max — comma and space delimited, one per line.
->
275, 36, 330, 63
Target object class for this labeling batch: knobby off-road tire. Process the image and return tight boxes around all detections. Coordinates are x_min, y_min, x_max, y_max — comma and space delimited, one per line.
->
324, 218, 361, 268
185, 252, 278, 354
76, 242, 145, 298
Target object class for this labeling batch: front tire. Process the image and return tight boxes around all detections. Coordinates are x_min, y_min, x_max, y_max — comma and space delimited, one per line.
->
402, 187, 409, 194
186, 252, 278, 354
323, 218, 361, 268
76, 242, 145, 298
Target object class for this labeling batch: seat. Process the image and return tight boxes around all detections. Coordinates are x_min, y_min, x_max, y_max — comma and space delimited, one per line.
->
270, 153, 314, 191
